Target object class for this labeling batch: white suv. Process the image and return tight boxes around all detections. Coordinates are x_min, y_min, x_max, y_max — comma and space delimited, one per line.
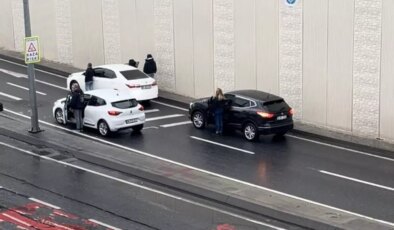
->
53, 89, 145, 136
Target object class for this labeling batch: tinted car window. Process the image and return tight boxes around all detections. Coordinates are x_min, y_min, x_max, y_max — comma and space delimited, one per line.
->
111, 99, 138, 109
94, 68, 105, 77
88, 96, 106, 106
120, 70, 149, 80
103, 69, 116, 79
262, 99, 289, 113
232, 97, 250, 107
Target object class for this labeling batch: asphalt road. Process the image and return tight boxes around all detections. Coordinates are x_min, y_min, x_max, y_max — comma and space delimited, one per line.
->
0, 58, 393, 227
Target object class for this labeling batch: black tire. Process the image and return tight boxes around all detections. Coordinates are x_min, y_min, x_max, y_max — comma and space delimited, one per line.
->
54, 108, 65, 125
98, 120, 111, 137
192, 111, 206, 129
243, 122, 259, 141
132, 124, 144, 132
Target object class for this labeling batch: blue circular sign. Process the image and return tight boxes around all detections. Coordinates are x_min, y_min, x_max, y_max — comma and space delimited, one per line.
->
284, 0, 298, 6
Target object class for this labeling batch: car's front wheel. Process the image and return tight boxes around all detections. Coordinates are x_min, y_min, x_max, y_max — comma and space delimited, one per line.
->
243, 122, 259, 141
98, 120, 111, 137
54, 109, 65, 125
192, 111, 205, 129
132, 124, 144, 132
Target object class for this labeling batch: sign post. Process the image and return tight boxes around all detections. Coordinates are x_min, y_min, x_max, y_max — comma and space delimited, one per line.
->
23, 0, 41, 133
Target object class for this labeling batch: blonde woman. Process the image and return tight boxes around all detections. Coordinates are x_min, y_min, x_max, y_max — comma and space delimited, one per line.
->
210, 88, 226, 134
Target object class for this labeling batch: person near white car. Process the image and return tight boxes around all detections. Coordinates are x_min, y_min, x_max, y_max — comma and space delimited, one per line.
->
85, 63, 94, 91
68, 84, 85, 132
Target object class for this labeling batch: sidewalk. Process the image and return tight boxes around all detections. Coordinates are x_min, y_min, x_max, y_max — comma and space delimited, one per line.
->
1, 112, 392, 230
1, 48, 393, 153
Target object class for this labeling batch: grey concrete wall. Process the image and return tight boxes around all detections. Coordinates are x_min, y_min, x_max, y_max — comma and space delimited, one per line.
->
1, 0, 393, 143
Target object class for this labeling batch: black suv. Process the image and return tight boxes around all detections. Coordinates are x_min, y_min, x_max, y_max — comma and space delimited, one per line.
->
189, 90, 294, 141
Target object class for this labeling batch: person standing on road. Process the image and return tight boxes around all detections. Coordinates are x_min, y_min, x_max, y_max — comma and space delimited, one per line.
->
69, 84, 85, 132
143, 54, 157, 78
209, 88, 226, 135
85, 63, 94, 91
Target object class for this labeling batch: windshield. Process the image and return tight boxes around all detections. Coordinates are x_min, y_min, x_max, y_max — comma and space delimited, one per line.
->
120, 70, 149, 80
111, 99, 139, 109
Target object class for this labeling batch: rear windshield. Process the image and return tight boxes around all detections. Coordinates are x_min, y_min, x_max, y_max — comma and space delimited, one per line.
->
111, 99, 139, 109
262, 99, 289, 113
120, 70, 149, 80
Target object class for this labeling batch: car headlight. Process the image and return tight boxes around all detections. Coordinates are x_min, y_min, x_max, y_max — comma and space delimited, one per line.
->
189, 102, 193, 109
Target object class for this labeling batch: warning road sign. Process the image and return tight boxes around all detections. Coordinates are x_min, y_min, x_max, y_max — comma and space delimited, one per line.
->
24, 36, 40, 64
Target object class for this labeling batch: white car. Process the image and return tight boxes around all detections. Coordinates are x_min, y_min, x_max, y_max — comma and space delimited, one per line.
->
53, 89, 145, 136
67, 64, 158, 101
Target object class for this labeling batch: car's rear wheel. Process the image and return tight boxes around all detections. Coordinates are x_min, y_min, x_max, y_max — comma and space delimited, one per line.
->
243, 122, 259, 141
192, 111, 205, 129
54, 109, 65, 124
132, 124, 144, 132
98, 120, 111, 137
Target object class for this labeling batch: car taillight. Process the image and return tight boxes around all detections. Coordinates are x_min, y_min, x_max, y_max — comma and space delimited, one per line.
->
139, 104, 144, 111
108, 111, 122, 116
289, 108, 295, 116
126, 84, 141, 89
257, 111, 274, 119
151, 80, 157, 86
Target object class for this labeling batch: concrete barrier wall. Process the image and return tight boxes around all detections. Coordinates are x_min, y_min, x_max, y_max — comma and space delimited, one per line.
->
1, 0, 394, 142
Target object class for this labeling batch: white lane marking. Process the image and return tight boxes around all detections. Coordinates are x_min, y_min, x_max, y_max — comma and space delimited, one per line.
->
160, 121, 192, 128
288, 134, 394, 162
151, 100, 189, 111
146, 114, 184, 122
142, 126, 159, 130
7, 82, 47, 95
1, 67, 68, 91
0, 141, 284, 230
3, 109, 394, 228
319, 170, 394, 192
144, 109, 160, 114
29, 198, 61, 209
1, 213, 31, 226
0, 58, 67, 79
0, 92, 22, 101
35, 79, 68, 91
89, 219, 122, 230
191, 136, 255, 155
0, 68, 26, 78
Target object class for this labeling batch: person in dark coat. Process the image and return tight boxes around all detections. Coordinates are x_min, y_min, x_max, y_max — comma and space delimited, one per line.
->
85, 63, 94, 91
69, 84, 85, 131
209, 88, 227, 135
143, 54, 157, 78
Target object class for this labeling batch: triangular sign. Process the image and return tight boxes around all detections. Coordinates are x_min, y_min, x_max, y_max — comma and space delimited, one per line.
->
28, 42, 36, 52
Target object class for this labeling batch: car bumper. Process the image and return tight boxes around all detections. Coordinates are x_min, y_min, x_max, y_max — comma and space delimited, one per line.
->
258, 121, 294, 135
129, 86, 158, 101
108, 114, 145, 131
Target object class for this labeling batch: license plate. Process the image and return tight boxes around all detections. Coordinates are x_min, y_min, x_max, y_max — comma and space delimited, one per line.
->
142, 85, 151, 89
126, 118, 138, 124
277, 115, 287, 120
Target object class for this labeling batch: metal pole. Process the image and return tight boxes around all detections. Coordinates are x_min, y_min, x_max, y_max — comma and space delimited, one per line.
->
23, 0, 41, 133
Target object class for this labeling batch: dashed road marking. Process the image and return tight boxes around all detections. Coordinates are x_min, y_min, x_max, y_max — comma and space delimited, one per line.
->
319, 170, 394, 192
0, 92, 22, 101
151, 100, 189, 112
160, 121, 192, 128
28, 198, 61, 209
190, 136, 255, 155
89, 219, 122, 230
0, 58, 67, 79
7, 82, 46, 95
146, 114, 184, 122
